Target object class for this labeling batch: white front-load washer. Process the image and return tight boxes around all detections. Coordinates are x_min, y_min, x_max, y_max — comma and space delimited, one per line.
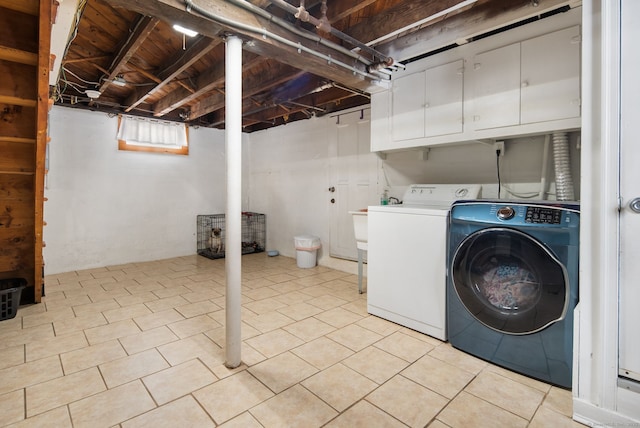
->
367, 184, 481, 340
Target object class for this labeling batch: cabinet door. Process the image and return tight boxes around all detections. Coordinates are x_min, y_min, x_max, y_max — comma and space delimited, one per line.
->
521, 26, 581, 124
425, 60, 464, 137
471, 43, 521, 130
391, 71, 425, 141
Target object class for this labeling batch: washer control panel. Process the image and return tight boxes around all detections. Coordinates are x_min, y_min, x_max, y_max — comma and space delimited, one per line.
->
525, 206, 562, 224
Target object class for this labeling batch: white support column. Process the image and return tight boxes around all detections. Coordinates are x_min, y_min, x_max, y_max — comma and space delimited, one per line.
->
224, 35, 242, 368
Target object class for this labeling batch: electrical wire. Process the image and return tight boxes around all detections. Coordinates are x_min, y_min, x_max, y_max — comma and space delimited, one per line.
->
62, 66, 102, 85
496, 150, 501, 199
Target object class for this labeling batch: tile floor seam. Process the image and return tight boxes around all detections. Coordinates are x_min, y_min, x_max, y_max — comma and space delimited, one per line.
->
11, 254, 583, 427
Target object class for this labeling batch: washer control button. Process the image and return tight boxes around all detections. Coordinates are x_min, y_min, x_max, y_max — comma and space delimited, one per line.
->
497, 206, 515, 220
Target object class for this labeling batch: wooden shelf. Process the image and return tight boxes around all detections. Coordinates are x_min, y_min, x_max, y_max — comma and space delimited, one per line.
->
0, 95, 37, 108
0, 0, 50, 304
0, 136, 37, 144
0, 46, 38, 66
0, 0, 39, 15
0, 170, 36, 175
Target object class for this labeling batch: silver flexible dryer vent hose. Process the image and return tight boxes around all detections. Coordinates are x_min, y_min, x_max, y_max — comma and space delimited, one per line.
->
552, 131, 575, 201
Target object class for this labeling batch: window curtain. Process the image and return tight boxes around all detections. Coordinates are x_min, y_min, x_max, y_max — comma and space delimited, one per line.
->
117, 115, 188, 148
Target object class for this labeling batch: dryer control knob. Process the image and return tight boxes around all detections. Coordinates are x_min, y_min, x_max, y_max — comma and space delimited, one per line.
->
497, 206, 515, 220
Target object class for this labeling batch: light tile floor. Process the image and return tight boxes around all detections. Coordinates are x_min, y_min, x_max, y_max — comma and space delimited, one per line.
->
0, 254, 587, 427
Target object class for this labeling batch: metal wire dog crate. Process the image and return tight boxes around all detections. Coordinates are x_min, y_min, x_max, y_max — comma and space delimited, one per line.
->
197, 212, 266, 259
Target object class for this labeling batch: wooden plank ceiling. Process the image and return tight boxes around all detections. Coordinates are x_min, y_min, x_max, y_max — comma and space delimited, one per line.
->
53, 0, 576, 132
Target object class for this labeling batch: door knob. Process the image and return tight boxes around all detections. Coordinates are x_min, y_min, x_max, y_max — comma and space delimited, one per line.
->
630, 198, 640, 213
328, 187, 335, 192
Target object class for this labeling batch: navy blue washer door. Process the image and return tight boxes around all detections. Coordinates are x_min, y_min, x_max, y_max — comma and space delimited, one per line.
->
451, 227, 569, 335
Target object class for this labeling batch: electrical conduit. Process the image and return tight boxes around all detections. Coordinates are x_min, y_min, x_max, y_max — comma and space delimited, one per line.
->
183, 0, 383, 81
538, 134, 550, 200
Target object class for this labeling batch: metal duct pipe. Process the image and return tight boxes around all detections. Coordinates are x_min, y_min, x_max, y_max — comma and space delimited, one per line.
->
552, 131, 575, 201
224, 0, 372, 65
184, 0, 383, 81
266, 0, 393, 64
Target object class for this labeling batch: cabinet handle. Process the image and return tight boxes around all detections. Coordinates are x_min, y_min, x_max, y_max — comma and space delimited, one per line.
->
424, 103, 430, 108
474, 63, 481, 70
473, 115, 480, 122
522, 81, 529, 87
457, 67, 464, 75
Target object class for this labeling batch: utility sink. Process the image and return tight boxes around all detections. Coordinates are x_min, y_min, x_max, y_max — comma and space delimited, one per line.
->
348, 210, 368, 249
349, 210, 368, 294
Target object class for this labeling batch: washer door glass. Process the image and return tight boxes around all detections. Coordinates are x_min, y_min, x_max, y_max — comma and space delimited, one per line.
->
451, 228, 568, 334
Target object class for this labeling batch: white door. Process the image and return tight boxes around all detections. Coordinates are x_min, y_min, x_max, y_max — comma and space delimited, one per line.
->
619, 0, 640, 382
329, 109, 377, 260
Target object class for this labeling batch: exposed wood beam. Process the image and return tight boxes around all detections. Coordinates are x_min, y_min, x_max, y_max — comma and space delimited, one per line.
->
98, 15, 160, 93
157, 36, 221, 82
345, 0, 469, 47
0, 0, 39, 15
125, 36, 220, 112
153, 53, 264, 117
0, 96, 37, 108
153, 58, 225, 116
327, 0, 377, 24
0, 46, 38, 66
378, 0, 576, 62
126, 63, 163, 84
88, 62, 111, 75
102, 0, 384, 93
243, 86, 362, 124
63, 55, 112, 64
189, 61, 303, 120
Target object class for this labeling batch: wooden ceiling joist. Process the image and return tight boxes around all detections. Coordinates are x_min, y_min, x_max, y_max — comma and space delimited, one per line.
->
378, 0, 576, 62
0, 46, 38, 66
125, 36, 221, 112
188, 62, 303, 120
103, 0, 384, 93
0, 0, 39, 16
98, 15, 160, 93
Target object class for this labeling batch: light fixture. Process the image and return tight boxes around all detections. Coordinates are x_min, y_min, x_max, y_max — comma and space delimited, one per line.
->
112, 76, 127, 87
172, 24, 198, 37
85, 90, 101, 99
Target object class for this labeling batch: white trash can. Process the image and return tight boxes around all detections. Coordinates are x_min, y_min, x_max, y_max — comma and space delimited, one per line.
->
294, 235, 321, 268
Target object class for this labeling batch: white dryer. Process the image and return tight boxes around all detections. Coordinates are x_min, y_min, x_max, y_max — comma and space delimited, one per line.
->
367, 184, 481, 340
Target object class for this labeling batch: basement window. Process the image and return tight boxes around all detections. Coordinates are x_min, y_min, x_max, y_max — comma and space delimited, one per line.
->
117, 115, 189, 155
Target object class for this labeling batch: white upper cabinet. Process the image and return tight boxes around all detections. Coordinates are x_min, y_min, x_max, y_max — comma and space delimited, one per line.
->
471, 43, 521, 130
470, 26, 580, 131
425, 60, 464, 137
520, 26, 581, 124
370, 9, 581, 152
391, 60, 464, 142
392, 71, 426, 141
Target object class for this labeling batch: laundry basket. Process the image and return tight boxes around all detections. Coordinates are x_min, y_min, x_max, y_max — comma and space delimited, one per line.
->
0, 278, 26, 321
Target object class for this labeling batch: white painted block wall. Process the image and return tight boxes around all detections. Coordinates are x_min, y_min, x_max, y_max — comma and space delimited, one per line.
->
246, 116, 335, 264
45, 106, 580, 275
44, 107, 249, 274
